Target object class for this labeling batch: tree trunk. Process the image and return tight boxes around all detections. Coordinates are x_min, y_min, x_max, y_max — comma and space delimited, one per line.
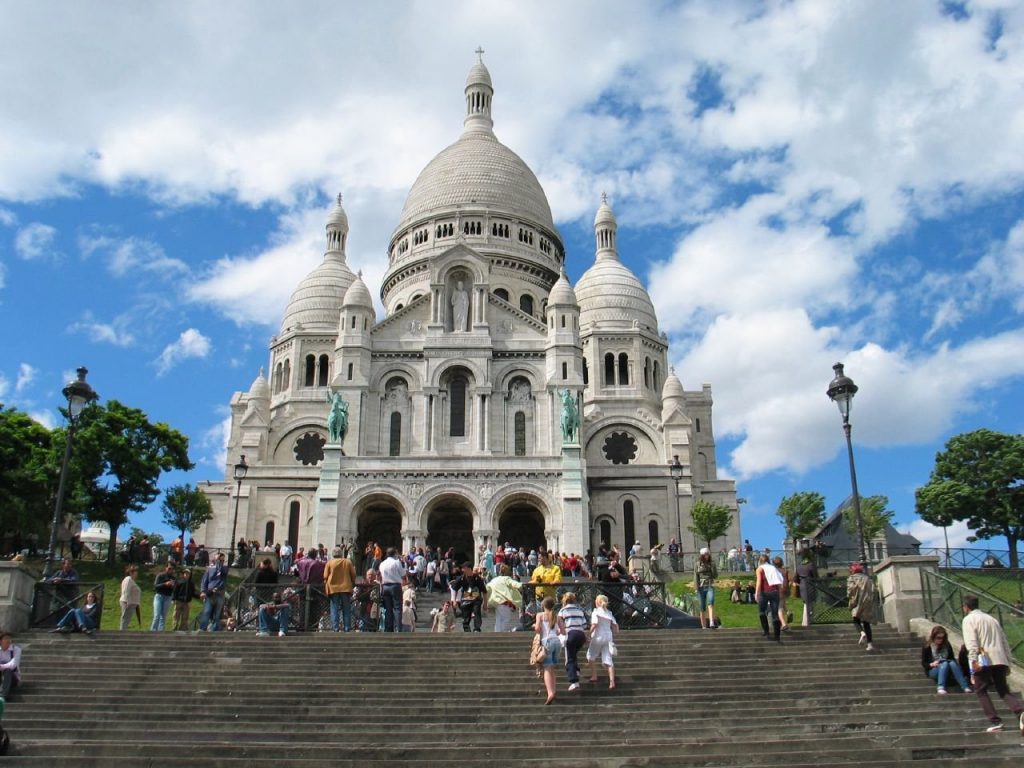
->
1007, 533, 1020, 569
106, 525, 118, 566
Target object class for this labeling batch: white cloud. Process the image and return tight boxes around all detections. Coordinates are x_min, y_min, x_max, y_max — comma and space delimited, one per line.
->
28, 409, 56, 429
196, 408, 232, 469
903, 519, 975, 552
14, 363, 36, 393
67, 311, 136, 347
679, 311, 1024, 479
0, 373, 8, 399
0, 208, 16, 227
155, 328, 212, 376
78, 234, 187, 278
14, 222, 57, 261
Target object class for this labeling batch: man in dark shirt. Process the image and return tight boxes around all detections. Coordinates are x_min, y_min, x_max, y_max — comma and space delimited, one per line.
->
151, 563, 177, 632
199, 553, 229, 631
449, 562, 487, 632
297, 549, 325, 586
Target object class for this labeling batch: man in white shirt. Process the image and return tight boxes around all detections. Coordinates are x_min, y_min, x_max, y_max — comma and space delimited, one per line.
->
279, 542, 294, 575
378, 548, 406, 633
961, 594, 1024, 734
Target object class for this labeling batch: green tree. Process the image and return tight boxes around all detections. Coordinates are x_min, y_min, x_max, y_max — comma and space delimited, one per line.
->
776, 491, 826, 550
843, 495, 894, 543
915, 429, 1024, 568
688, 500, 733, 550
0, 406, 56, 547
161, 484, 213, 542
67, 400, 192, 564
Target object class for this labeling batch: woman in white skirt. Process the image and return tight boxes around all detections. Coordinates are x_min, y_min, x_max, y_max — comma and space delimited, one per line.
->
587, 594, 619, 689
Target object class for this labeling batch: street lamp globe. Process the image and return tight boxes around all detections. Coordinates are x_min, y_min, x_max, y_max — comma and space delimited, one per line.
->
233, 455, 249, 483
826, 362, 858, 422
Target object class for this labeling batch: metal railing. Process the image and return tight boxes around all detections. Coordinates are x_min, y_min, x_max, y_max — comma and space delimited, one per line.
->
31, 582, 106, 629
519, 580, 668, 631
801, 546, 1020, 572
922, 569, 1024, 665
227, 582, 381, 632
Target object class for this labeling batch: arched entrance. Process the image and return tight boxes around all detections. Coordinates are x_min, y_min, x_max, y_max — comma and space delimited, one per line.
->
354, 498, 403, 572
497, 502, 547, 552
426, 498, 474, 563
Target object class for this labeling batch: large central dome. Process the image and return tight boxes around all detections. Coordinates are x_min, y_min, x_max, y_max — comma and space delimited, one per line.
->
396, 132, 554, 232
393, 54, 555, 235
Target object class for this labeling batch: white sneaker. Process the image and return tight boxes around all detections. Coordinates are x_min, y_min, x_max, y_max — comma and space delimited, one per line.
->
256, 631, 269, 637
866, 643, 876, 652
1019, 712, 1023, 736
568, 683, 580, 692
858, 631, 867, 646
936, 688, 947, 695
985, 723, 1004, 732
278, 630, 286, 637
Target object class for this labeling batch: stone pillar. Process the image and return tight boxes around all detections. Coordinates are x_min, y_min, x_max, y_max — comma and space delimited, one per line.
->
560, 444, 589, 557
313, 445, 343, 547
874, 554, 940, 633
0, 561, 40, 633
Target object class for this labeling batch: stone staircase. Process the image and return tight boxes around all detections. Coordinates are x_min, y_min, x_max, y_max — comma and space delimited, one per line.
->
2, 624, 1022, 766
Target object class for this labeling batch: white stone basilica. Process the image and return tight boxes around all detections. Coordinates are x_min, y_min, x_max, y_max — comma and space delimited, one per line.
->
198, 55, 739, 561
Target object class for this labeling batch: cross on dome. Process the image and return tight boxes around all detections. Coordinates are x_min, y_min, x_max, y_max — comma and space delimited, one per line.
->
475, 46, 485, 62
336, 193, 343, 205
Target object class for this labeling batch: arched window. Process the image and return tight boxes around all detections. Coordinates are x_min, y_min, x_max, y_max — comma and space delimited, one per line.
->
449, 376, 467, 437
561, 362, 568, 380
519, 294, 534, 317
346, 362, 353, 381
618, 353, 629, 385
582, 358, 589, 386
695, 418, 701, 433
494, 288, 509, 302
623, 500, 636, 549
282, 360, 290, 391
288, 501, 300, 549
273, 362, 282, 394
599, 520, 612, 548
644, 357, 650, 388
514, 411, 526, 456
389, 412, 401, 456
304, 355, 316, 386
560, 314, 566, 328
604, 353, 615, 385
648, 520, 659, 549
653, 361, 660, 391
395, 303, 404, 312
264, 521, 275, 546
318, 354, 329, 387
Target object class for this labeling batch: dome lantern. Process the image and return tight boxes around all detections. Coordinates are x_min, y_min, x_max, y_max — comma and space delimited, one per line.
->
594, 192, 618, 262
326, 193, 349, 254
464, 46, 494, 134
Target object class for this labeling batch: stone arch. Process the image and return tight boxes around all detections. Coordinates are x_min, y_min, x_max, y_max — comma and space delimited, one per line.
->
272, 423, 328, 465
347, 490, 407, 572
489, 489, 552, 552
501, 372, 538, 456
418, 488, 479, 563
583, 416, 663, 467
593, 514, 616, 553
369, 362, 422, 393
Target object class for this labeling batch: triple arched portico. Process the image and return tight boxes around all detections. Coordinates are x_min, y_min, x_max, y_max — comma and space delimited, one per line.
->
338, 476, 557, 565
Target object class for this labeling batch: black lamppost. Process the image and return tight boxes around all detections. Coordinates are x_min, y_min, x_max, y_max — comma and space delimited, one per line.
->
668, 454, 683, 568
228, 455, 248, 566
43, 367, 97, 579
826, 362, 867, 571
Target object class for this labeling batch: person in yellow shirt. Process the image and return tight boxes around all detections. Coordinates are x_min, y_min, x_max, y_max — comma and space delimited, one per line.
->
531, 551, 563, 602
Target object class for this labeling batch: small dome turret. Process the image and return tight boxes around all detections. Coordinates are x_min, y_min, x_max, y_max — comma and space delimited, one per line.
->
248, 367, 270, 401
326, 193, 349, 253
662, 367, 684, 401
343, 270, 374, 310
548, 266, 578, 307
464, 46, 494, 134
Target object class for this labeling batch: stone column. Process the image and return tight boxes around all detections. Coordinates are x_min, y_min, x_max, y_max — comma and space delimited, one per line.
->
0, 561, 40, 633
560, 444, 589, 557
874, 555, 940, 633
313, 445, 343, 548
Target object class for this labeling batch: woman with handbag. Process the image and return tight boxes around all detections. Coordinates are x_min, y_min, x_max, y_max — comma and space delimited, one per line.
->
534, 596, 561, 705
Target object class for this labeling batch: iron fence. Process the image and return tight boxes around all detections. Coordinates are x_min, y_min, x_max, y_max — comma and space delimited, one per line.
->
519, 580, 667, 631
31, 582, 106, 629
922, 569, 1024, 666
226, 582, 381, 632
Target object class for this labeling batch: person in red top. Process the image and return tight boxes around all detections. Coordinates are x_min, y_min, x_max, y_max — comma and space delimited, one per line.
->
566, 553, 579, 577
755, 554, 784, 642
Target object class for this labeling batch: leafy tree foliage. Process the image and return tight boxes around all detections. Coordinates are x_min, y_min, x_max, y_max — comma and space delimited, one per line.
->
842, 494, 894, 543
688, 500, 733, 549
161, 484, 213, 541
915, 429, 1024, 568
776, 491, 826, 548
67, 400, 192, 564
0, 406, 56, 549
129, 527, 165, 548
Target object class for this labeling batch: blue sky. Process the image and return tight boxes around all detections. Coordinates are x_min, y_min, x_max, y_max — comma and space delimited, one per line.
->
1, 1, 1022, 555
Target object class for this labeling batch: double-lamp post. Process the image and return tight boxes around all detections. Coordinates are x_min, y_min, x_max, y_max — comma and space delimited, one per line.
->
227, 455, 248, 566
43, 367, 98, 579
826, 362, 868, 572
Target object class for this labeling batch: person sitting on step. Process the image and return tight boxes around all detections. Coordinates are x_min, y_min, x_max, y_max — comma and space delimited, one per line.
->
0, 634, 22, 703
920, 625, 972, 695
257, 589, 297, 637
52, 591, 100, 635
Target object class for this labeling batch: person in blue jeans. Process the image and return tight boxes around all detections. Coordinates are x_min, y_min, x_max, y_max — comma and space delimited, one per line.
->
921, 625, 971, 694
151, 563, 177, 631
52, 592, 100, 634
199, 552, 230, 631
257, 590, 295, 636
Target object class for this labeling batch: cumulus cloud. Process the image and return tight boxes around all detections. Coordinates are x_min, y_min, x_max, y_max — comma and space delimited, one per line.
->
14, 222, 58, 261
902, 519, 975, 553
0, 373, 8, 399
0, 208, 16, 227
154, 328, 212, 376
78, 234, 187, 278
67, 311, 136, 347
196, 409, 232, 469
28, 410, 57, 430
14, 363, 36, 393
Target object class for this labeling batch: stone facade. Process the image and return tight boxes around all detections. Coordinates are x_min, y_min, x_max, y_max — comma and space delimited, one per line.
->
197, 55, 739, 561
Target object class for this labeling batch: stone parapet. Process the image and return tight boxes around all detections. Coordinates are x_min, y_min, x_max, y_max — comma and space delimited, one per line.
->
0, 560, 40, 633
874, 554, 940, 633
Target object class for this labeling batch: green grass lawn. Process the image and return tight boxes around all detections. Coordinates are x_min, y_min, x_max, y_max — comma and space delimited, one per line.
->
31, 558, 245, 632
665, 573, 808, 629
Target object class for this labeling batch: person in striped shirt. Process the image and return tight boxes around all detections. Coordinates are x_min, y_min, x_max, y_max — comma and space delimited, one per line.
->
558, 592, 588, 692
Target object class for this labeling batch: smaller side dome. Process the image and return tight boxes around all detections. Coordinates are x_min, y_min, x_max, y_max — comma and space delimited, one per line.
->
548, 266, 578, 307
343, 270, 374, 309
465, 52, 492, 89
594, 192, 618, 260
248, 367, 270, 400
661, 367, 685, 401
326, 193, 348, 253
594, 191, 616, 227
